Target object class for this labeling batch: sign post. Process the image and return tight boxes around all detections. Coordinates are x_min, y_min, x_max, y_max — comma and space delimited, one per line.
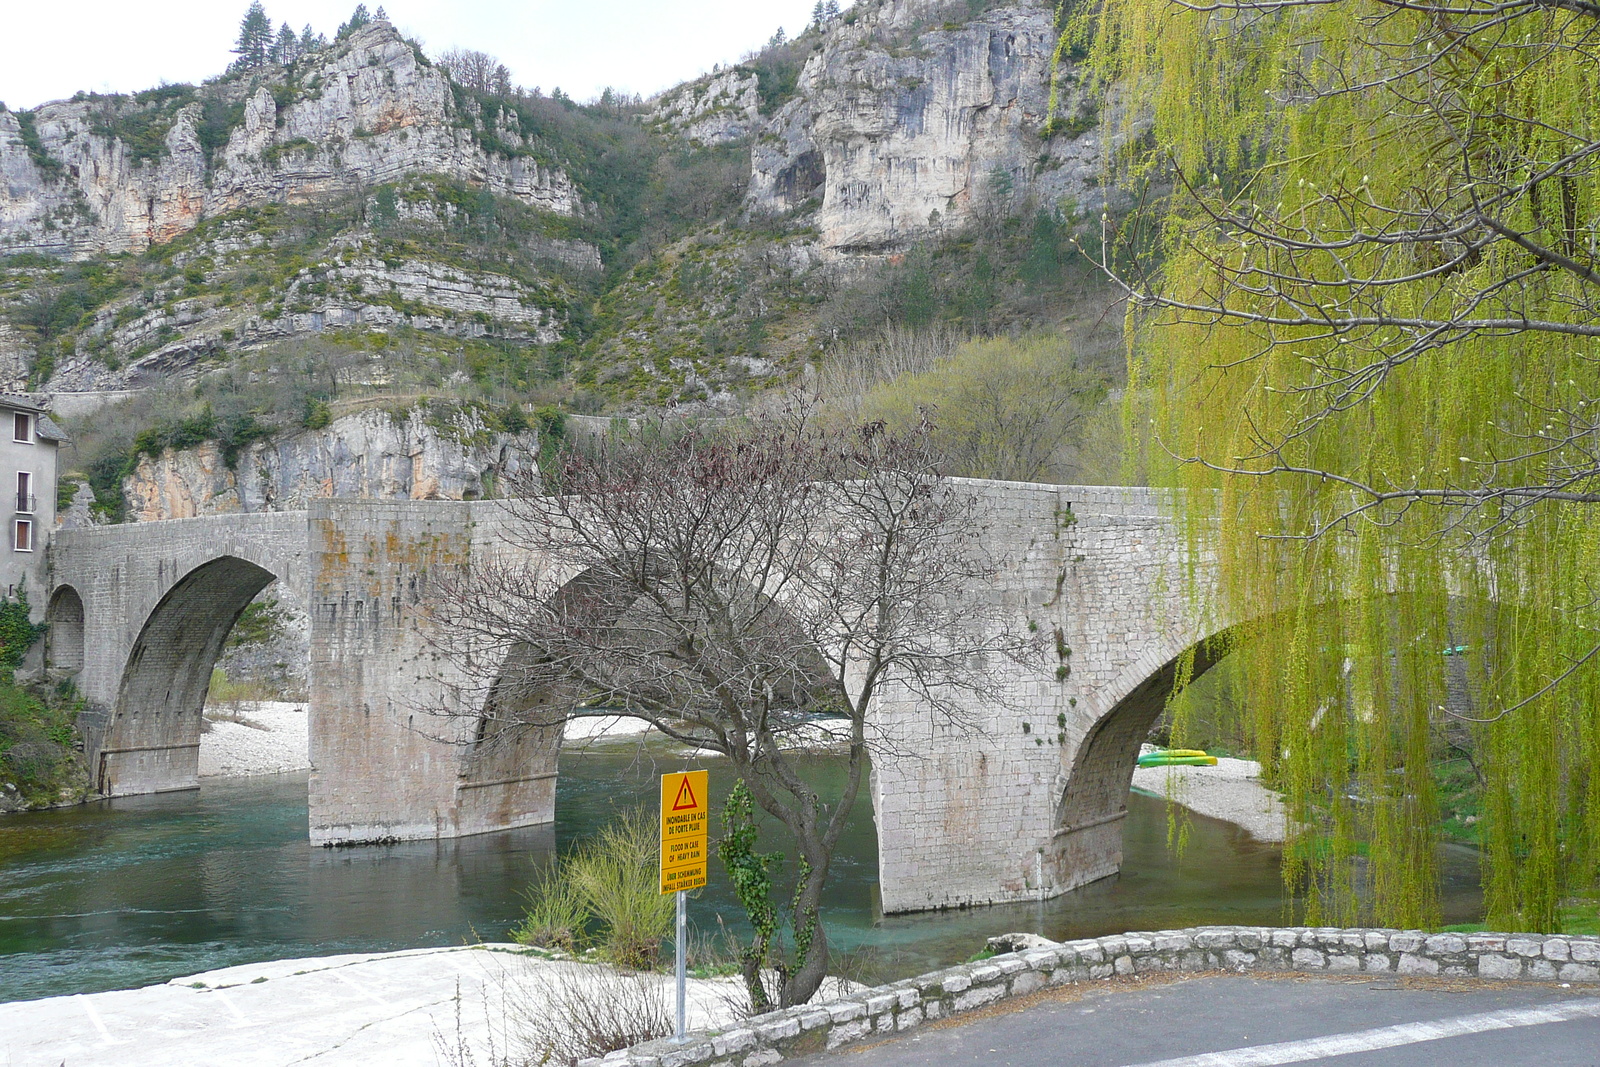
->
660, 769, 708, 1043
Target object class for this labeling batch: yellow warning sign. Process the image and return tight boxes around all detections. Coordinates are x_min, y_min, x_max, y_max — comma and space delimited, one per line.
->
660, 769, 709, 894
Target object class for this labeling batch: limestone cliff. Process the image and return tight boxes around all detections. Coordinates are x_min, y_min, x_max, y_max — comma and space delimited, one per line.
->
648, 71, 762, 146
748, 0, 1106, 253
0, 21, 580, 259
121, 404, 538, 521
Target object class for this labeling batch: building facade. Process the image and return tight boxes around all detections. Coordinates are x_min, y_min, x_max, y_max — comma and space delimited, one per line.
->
0, 395, 64, 614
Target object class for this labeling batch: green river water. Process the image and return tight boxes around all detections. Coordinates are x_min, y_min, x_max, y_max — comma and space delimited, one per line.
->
0, 747, 1485, 1003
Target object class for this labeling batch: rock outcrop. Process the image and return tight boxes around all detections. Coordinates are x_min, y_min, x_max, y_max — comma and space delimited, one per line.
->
750, 0, 1107, 252
649, 70, 762, 146
0, 21, 581, 259
121, 404, 538, 521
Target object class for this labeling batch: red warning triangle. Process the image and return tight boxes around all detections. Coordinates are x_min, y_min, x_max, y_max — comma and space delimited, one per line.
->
672, 776, 699, 811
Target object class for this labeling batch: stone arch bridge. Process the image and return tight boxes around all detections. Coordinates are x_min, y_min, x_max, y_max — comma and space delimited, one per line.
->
50, 484, 1233, 914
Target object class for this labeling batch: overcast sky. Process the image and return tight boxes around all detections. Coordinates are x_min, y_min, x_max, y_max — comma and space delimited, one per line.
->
0, 0, 833, 110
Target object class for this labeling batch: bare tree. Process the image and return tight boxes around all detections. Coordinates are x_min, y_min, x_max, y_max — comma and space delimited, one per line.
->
439, 47, 513, 97
435, 412, 1037, 1009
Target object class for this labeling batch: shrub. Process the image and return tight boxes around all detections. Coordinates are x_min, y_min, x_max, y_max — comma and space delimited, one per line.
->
512, 965, 672, 1064
565, 808, 675, 969
510, 865, 587, 952
511, 807, 675, 970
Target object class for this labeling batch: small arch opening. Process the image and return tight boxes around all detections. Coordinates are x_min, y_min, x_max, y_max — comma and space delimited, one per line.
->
46, 585, 85, 675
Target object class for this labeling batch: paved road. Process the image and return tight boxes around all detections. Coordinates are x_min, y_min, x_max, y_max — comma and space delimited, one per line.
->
794, 975, 1600, 1067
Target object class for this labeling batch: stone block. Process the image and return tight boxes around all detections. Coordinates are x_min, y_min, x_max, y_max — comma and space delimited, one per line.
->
742, 1051, 782, 1067
826, 1020, 871, 1050
1571, 940, 1600, 963
797, 1010, 830, 1032
1507, 938, 1544, 958
1327, 954, 1362, 973
1291, 948, 1326, 970
1223, 950, 1257, 971
754, 1017, 800, 1042
1543, 939, 1571, 962
711, 1031, 755, 1056
1270, 930, 1300, 948
824, 1002, 865, 1024
1424, 934, 1467, 955
940, 974, 971, 995
1529, 960, 1559, 981
1114, 955, 1135, 975
1559, 963, 1600, 983
1398, 954, 1438, 976
658, 1045, 714, 1067
1362, 955, 1395, 973
1477, 954, 1522, 980
1389, 932, 1426, 954
954, 984, 1007, 1012
1011, 970, 1046, 997
865, 993, 897, 1014
1466, 934, 1508, 954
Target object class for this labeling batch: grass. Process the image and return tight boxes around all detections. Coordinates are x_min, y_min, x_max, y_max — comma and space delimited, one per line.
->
1440, 900, 1600, 937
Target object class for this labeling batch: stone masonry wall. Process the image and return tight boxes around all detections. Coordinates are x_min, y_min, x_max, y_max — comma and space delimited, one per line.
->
594, 925, 1600, 1067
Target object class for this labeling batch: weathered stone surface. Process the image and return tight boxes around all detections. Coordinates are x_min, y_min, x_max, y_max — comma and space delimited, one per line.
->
749, 0, 1112, 254
0, 22, 580, 260
121, 404, 538, 521
650, 70, 762, 146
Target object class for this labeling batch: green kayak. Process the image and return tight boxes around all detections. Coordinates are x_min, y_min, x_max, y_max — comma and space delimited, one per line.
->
1137, 749, 1218, 768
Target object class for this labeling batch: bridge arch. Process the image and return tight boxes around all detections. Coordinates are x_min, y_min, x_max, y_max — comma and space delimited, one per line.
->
1049, 627, 1234, 890
45, 584, 85, 675
97, 554, 280, 796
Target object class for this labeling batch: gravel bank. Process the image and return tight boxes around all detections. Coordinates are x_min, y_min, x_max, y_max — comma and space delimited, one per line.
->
1131, 747, 1287, 842
199, 702, 310, 777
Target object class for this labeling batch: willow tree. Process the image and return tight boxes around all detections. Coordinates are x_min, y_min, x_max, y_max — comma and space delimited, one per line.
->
1073, 0, 1600, 930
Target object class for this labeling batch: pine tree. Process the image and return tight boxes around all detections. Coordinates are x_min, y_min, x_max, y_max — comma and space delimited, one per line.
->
232, 2, 274, 71
811, 1, 826, 28
824, 0, 841, 20
299, 24, 323, 54
272, 23, 298, 64
375, 5, 387, 19
336, 3, 370, 39
768, 26, 787, 48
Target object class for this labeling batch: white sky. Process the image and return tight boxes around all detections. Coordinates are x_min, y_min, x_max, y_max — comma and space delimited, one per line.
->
0, 0, 834, 110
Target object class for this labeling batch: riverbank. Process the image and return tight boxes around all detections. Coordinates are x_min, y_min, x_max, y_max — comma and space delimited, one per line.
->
1131, 747, 1287, 843
0, 944, 745, 1067
199, 702, 310, 777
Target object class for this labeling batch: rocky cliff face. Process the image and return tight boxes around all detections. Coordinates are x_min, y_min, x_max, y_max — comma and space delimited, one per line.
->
121, 404, 538, 521
0, 21, 581, 259
648, 71, 763, 147
749, 0, 1105, 253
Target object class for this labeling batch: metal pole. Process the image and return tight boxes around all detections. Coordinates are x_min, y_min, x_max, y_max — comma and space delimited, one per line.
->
674, 888, 687, 1042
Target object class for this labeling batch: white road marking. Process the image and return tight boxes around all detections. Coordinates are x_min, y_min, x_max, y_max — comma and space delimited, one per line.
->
1121, 997, 1600, 1067
333, 969, 391, 1007
74, 993, 121, 1046
214, 987, 250, 1026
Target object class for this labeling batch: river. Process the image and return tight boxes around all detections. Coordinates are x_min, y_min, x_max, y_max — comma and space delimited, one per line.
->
0, 745, 1485, 1003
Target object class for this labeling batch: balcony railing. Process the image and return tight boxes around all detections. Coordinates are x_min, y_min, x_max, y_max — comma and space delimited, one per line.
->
16, 493, 35, 514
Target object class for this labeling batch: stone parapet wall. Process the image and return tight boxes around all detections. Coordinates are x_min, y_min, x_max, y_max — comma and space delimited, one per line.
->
590, 925, 1600, 1067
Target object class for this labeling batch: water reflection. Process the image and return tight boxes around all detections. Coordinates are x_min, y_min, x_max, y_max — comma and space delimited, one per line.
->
0, 751, 1482, 1003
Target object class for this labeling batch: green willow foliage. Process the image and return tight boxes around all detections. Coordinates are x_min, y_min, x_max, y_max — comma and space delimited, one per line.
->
1079, 1, 1600, 931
